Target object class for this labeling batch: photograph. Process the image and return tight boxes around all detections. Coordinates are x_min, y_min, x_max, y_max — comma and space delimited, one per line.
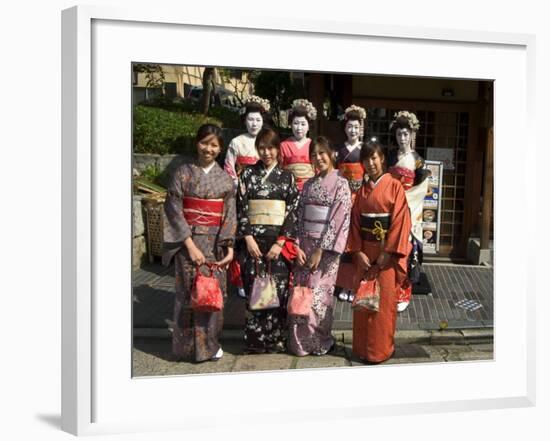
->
131, 64, 494, 376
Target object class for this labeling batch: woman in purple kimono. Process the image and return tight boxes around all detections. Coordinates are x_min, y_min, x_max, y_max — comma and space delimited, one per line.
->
289, 137, 352, 356
163, 124, 237, 363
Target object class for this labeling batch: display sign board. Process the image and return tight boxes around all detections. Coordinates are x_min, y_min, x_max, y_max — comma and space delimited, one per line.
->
422, 160, 444, 254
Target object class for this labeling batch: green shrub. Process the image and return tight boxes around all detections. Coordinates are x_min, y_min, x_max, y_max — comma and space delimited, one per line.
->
133, 105, 222, 155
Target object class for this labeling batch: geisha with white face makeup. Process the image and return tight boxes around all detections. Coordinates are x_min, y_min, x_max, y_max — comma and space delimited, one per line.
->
344, 119, 362, 146
245, 112, 263, 137
387, 110, 430, 313
291, 116, 309, 142
280, 99, 318, 192
224, 96, 270, 186
334, 105, 366, 303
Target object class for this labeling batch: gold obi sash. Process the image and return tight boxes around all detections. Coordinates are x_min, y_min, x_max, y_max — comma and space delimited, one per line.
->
248, 199, 286, 226
285, 162, 315, 180
360, 213, 391, 242
303, 204, 330, 234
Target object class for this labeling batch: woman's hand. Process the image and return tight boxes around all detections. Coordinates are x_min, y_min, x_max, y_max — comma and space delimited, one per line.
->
185, 238, 206, 266
376, 251, 391, 269
215, 247, 234, 270
355, 252, 371, 272
266, 241, 283, 261
295, 246, 307, 266
245, 235, 262, 259
307, 248, 323, 272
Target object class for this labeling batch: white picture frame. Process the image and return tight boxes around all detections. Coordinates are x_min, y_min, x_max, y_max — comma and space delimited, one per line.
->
62, 5, 536, 436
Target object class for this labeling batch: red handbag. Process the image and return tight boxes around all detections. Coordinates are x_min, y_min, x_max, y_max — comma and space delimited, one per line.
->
352, 266, 380, 312
287, 273, 313, 318
191, 264, 223, 312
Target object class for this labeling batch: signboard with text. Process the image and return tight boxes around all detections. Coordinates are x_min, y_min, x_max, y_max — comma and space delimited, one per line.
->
422, 160, 444, 254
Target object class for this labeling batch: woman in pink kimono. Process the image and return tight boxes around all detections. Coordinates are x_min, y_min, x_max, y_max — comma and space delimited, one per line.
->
289, 137, 352, 356
280, 99, 318, 191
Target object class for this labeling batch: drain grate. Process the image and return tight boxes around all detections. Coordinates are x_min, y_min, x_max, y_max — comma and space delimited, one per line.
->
454, 299, 483, 312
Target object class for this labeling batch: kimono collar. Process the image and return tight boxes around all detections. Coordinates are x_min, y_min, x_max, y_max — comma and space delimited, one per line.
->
365, 173, 386, 189
201, 162, 217, 175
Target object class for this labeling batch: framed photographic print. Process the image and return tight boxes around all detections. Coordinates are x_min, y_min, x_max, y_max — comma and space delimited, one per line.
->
62, 5, 535, 436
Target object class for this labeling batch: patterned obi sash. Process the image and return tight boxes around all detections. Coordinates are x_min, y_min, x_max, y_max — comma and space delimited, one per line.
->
338, 162, 365, 182
182, 197, 224, 227
389, 166, 415, 190
360, 213, 391, 242
248, 199, 286, 226
236, 155, 258, 166
303, 204, 330, 234
285, 156, 315, 180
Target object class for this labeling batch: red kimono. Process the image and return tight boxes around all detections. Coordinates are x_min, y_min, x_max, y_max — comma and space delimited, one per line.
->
347, 173, 411, 363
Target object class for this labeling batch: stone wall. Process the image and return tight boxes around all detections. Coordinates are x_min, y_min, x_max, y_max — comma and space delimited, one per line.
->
132, 194, 147, 270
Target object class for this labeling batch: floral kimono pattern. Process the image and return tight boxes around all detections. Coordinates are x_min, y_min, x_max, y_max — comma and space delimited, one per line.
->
288, 170, 352, 356
237, 162, 299, 353
163, 162, 236, 362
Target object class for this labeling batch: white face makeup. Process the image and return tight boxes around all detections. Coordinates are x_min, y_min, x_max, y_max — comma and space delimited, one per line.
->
245, 112, 263, 136
345, 120, 361, 144
291, 116, 309, 141
395, 127, 412, 150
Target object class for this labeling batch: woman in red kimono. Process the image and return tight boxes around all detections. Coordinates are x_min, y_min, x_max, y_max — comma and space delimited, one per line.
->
347, 138, 412, 363
280, 99, 318, 191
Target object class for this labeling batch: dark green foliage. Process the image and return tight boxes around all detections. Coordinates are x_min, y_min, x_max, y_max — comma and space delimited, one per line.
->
133, 105, 222, 155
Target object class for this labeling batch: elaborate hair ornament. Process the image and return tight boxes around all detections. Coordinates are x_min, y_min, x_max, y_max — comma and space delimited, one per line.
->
342, 104, 367, 121
389, 110, 420, 131
291, 98, 317, 121
239, 95, 271, 115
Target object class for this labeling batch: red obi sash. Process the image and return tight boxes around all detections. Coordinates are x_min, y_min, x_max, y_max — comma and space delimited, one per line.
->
338, 162, 365, 182
182, 197, 224, 227
284, 155, 310, 166
236, 155, 258, 166
388, 166, 415, 190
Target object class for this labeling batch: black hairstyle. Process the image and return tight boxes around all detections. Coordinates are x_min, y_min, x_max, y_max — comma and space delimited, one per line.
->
195, 123, 225, 150
289, 105, 312, 124
360, 137, 386, 167
254, 127, 281, 151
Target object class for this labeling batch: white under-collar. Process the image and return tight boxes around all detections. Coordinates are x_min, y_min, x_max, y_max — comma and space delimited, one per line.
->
201, 162, 216, 174
345, 141, 361, 152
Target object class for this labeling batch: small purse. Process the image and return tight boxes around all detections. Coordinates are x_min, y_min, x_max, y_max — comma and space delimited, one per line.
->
287, 272, 312, 318
352, 266, 380, 312
249, 260, 279, 310
191, 263, 223, 312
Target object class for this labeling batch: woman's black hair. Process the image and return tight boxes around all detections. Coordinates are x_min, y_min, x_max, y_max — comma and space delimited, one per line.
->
255, 127, 281, 150
360, 137, 386, 166
289, 105, 311, 124
309, 136, 337, 167
195, 123, 225, 149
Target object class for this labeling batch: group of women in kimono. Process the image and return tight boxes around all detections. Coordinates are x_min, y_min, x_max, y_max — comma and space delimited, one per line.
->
163, 95, 429, 365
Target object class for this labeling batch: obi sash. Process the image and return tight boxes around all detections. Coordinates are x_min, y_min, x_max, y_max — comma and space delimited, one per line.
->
360, 213, 391, 242
303, 204, 330, 234
182, 197, 224, 227
338, 162, 365, 182
285, 156, 315, 180
236, 155, 258, 166
389, 166, 415, 190
248, 199, 286, 226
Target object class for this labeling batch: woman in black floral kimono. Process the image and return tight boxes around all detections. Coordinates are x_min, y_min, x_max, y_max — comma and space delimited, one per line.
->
163, 124, 237, 363
237, 127, 300, 353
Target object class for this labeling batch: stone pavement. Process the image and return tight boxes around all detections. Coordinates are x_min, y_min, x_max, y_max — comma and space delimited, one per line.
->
133, 261, 494, 333
133, 337, 493, 377
132, 260, 493, 376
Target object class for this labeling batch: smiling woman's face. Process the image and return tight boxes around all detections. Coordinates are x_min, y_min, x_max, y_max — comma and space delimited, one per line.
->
196, 134, 221, 165
310, 145, 334, 174
257, 143, 279, 167
363, 151, 384, 180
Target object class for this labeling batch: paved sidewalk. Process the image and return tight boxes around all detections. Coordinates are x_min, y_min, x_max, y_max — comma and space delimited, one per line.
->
133, 261, 494, 334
